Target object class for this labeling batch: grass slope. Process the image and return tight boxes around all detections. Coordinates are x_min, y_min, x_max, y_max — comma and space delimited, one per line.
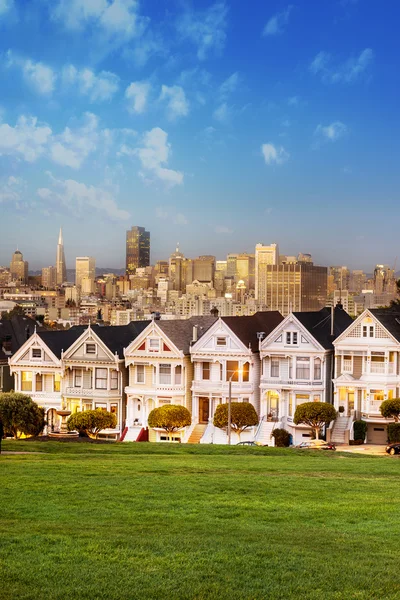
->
1, 441, 400, 600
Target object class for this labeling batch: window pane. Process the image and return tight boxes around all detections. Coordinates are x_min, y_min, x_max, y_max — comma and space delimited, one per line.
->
175, 365, 182, 385
159, 364, 171, 384
292, 332, 298, 344
137, 365, 145, 383
86, 343, 96, 354
314, 359, 321, 380
271, 359, 279, 377
242, 362, 249, 382
216, 337, 226, 346
35, 374, 42, 391
95, 368, 107, 389
296, 358, 310, 379
54, 373, 61, 392
286, 332, 291, 344
21, 371, 33, 391
202, 362, 210, 380
227, 361, 239, 381
110, 370, 118, 389
32, 349, 41, 358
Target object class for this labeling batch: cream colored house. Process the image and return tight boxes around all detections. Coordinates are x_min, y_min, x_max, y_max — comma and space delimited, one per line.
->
123, 316, 216, 442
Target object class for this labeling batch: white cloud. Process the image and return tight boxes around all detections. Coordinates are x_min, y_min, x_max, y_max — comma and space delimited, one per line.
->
263, 5, 293, 36
177, 2, 228, 60
38, 175, 130, 221
135, 127, 183, 187
0, 0, 13, 16
62, 65, 119, 102
125, 81, 151, 114
314, 121, 348, 142
0, 175, 24, 204
310, 48, 374, 83
50, 112, 101, 169
213, 102, 230, 122
261, 143, 289, 165
159, 85, 189, 120
174, 213, 188, 225
215, 225, 233, 234
219, 72, 239, 99
52, 0, 144, 39
6, 52, 56, 95
287, 95, 299, 106
0, 116, 52, 162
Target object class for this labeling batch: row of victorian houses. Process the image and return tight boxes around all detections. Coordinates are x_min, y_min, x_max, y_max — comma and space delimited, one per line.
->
7, 305, 400, 445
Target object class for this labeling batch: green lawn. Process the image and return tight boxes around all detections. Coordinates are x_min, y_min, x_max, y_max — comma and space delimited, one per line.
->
1, 441, 400, 600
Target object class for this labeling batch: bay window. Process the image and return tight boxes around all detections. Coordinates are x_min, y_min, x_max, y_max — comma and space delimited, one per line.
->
296, 357, 310, 380
226, 361, 239, 381
21, 371, 32, 391
159, 364, 171, 385
95, 368, 107, 390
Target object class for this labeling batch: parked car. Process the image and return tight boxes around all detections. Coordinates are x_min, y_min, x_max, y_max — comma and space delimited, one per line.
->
236, 441, 268, 447
296, 440, 336, 451
385, 443, 400, 455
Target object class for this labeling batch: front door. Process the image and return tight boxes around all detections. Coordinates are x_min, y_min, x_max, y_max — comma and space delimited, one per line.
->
347, 392, 354, 416
199, 397, 209, 423
267, 392, 279, 421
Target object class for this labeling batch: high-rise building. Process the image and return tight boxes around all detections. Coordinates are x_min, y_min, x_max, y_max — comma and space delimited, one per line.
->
169, 244, 185, 292
10, 250, 28, 284
256, 262, 327, 315
56, 228, 67, 286
350, 270, 366, 294
255, 243, 279, 300
126, 226, 150, 275
193, 255, 216, 283
373, 264, 395, 294
329, 266, 350, 292
76, 257, 96, 293
42, 266, 57, 289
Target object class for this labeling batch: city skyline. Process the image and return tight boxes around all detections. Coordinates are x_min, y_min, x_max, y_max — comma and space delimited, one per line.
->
0, 1, 399, 270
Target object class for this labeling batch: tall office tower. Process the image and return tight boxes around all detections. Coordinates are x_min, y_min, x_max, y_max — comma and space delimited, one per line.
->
56, 228, 67, 286
255, 243, 279, 300
193, 255, 216, 283
10, 250, 28, 283
169, 244, 185, 292
155, 260, 169, 275
76, 257, 96, 293
256, 262, 327, 316
214, 260, 227, 294
126, 226, 150, 275
329, 266, 350, 292
236, 254, 255, 289
373, 264, 395, 294
42, 266, 57, 289
350, 270, 367, 294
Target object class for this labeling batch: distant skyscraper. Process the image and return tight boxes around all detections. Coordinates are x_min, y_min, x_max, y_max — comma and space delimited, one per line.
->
255, 243, 279, 300
126, 226, 150, 275
76, 257, 96, 293
42, 266, 57, 289
10, 250, 28, 283
56, 228, 67, 285
169, 244, 185, 292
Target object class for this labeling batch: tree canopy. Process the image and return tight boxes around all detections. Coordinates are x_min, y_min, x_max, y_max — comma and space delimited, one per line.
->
0, 392, 45, 439
148, 405, 191, 433
67, 409, 117, 439
380, 398, 400, 422
213, 402, 258, 440
293, 402, 337, 439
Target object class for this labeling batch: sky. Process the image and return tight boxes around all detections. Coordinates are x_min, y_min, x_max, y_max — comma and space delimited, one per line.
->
0, 0, 399, 271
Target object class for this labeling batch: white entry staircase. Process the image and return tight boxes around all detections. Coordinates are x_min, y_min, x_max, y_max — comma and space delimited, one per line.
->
330, 417, 351, 444
254, 418, 279, 446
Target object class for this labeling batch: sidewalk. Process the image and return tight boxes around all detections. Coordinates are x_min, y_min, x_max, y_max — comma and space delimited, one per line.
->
338, 444, 388, 456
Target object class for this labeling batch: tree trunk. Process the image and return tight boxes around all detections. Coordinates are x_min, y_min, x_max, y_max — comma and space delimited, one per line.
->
314, 426, 319, 440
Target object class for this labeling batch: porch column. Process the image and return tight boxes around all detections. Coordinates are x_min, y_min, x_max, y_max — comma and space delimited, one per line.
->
107, 368, 111, 391
208, 393, 212, 422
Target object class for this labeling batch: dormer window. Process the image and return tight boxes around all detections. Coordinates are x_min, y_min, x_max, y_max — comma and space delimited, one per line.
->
148, 339, 160, 351
216, 337, 227, 347
32, 348, 42, 359
85, 343, 96, 354
286, 332, 298, 345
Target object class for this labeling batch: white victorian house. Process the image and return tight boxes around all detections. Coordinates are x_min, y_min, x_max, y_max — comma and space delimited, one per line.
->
333, 309, 400, 444
260, 307, 353, 445
190, 312, 284, 444
123, 316, 217, 442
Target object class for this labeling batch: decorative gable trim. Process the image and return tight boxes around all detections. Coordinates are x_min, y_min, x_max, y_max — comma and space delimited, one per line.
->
62, 327, 116, 362
333, 310, 398, 346
260, 314, 326, 353
190, 318, 252, 356
9, 332, 60, 367
124, 321, 183, 361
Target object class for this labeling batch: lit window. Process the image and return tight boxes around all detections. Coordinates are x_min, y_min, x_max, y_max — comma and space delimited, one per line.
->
202, 362, 210, 380
95, 368, 107, 390
86, 343, 96, 354
136, 365, 145, 384
54, 373, 61, 392
21, 371, 33, 391
32, 348, 41, 359
242, 362, 250, 382
216, 337, 227, 347
110, 370, 119, 390
227, 361, 239, 381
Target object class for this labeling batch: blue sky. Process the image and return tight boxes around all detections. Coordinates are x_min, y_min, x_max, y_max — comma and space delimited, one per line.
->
0, 0, 399, 271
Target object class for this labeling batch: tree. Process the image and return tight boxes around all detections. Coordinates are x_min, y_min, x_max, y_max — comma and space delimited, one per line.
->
213, 402, 259, 441
148, 405, 191, 436
389, 279, 400, 307
67, 409, 117, 439
0, 392, 45, 439
293, 402, 337, 439
380, 398, 400, 422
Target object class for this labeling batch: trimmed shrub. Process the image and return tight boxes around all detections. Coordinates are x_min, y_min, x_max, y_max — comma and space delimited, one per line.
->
338, 406, 345, 413
0, 392, 45, 439
148, 405, 191, 433
353, 420, 367, 442
213, 402, 258, 440
387, 423, 400, 443
293, 402, 337, 439
271, 428, 291, 447
67, 409, 117, 439
380, 399, 400, 422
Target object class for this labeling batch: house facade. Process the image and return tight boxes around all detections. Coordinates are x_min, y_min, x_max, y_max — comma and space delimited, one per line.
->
190, 312, 284, 444
260, 307, 353, 444
333, 309, 400, 444
124, 316, 217, 442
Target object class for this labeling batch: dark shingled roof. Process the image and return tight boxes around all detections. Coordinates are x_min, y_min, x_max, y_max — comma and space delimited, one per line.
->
369, 309, 400, 342
38, 321, 151, 359
156, 316, 218, 354
222, 311, 284, 352
0, 315, 40, 362
293, 306, 353, 349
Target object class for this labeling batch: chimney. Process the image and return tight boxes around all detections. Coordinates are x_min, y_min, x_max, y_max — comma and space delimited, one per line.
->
192, 325, 198, 343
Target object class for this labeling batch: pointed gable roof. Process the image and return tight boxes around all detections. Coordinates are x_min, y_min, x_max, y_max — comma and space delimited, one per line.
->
369, 309, 400, 342
156, 316, 217, 354
0, 315, 44, 362
38, 321, 151, 359
293, 306, 353, 350
221, 311, 284, 352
